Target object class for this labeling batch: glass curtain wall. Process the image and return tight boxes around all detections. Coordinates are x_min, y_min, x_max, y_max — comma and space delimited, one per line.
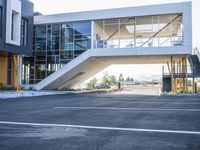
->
22, 56, 34, 84
26, 21, 91, 84
93, 14, 183, 48
21, 18, 28, 45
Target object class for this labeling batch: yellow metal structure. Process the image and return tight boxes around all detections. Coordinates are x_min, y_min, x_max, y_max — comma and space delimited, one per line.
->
0, 53, 21, 91
13, 55, 21, 91
168, 55, 191, 93
0, 53, 8, 87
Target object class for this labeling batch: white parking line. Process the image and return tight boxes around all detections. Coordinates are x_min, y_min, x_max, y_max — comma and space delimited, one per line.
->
0, 121, 200, 135
70, 101, 200, 105
54, 107, 200, 112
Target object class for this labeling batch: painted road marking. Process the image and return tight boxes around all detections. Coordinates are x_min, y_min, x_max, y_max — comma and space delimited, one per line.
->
0, 121, 200, 135
65, 101, 200, 105
54, 107, 200, 112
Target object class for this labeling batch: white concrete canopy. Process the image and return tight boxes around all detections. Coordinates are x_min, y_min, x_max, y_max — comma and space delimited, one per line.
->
34, 47, 189, 90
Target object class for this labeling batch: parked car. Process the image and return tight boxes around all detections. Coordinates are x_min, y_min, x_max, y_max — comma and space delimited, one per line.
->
96, 84, 111, 89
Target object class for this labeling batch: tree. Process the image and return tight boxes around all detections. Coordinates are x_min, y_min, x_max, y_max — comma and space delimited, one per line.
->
119, 73, 124, 81
126, 77, 130, 81
102, 72, 117, 85
87, 78, 97, 90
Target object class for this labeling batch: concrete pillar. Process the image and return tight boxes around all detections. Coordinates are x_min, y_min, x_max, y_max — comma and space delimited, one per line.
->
170, 56, 174, 93
192, 77, 195, 93
185, 55, 188, 93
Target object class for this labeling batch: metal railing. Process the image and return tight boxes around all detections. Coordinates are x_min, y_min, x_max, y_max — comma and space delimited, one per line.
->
193, 47, 200, 62
162, 65, 200, 76
94, 36, 183, 49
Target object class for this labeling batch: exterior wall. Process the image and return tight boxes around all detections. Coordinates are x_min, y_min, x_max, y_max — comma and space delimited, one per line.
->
6, 0, 21, 46
0, 0, 33, 56
182, 2, 192, 54
20, 0, 34, 56
0, 0, 33, 88
34, 2, 192, 54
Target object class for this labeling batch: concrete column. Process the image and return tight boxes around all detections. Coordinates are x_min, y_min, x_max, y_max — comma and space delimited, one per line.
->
185, 55, 188, 93
91, 21, 94, 49
18, 55, 22, 86
192, 77, 195, 93
170, 56, 174, 93
182, 57, 185, 93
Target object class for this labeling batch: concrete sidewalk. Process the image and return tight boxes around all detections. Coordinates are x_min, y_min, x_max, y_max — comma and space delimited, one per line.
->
0, 91, 81, 99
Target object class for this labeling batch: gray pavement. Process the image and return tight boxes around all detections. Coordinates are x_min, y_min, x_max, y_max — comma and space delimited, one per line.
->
0, 91, 81, 99
0, 93, 200, 150
111, 87, 161, 95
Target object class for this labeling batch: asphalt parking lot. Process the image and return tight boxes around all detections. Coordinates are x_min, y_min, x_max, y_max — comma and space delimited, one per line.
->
0, 93, 200, 150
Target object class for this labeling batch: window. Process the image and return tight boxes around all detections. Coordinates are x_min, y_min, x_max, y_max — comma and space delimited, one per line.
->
21, 18, 28, 45
74, 39, 91, 50
74, 21, 91, 35
52, 36, 59, 50
10, 11, 20, 42
47, 56, 60, 76
93, 14, 183, 48
7, 55, 13, 85
35, 25, 46, 37
60, 51, 74, 59
31, 21, 92, 83
35, 64, 46, 81
22, 57, 35, 84
35, 37, 46, 50
35, 51, 46, 61
35, 25, 47, 50
61, 24, 74, 50
11, 13, 14, 40
47, 28, 52, 50
52, 24, 60, 50
52, 24, 60, 36
74, 50, 84, 57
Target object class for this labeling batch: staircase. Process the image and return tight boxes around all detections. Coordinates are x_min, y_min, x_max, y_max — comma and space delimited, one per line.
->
189, 48, 200, 76
34, 47, 179, 91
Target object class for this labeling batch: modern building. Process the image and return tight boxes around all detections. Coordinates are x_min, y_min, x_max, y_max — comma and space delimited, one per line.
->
0, 0, 33, 89
22, 2, 200, 92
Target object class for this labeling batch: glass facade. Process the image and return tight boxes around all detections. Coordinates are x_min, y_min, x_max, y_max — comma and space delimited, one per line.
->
22, 56, 35, 84
21, 18, 28, 45
22, 21, 91, 84
93, 14, 183, 48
